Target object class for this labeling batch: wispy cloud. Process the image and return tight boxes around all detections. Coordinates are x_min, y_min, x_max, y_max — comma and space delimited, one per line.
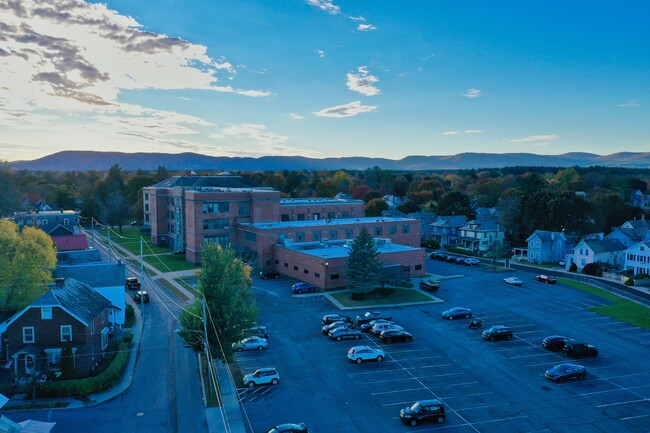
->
313, 101, 378, 118
441, 131, 460, 136
317, 49, 325, 58
619, 99, 640, 108
346, 66, 380, 96
211, 123, 320, 157
288, 113, 304, 120
421, 53, 436, 61
464, 88, 482, 99
508, 134, 559, 143
357, 23, 377, 32
441, 130, 483, 136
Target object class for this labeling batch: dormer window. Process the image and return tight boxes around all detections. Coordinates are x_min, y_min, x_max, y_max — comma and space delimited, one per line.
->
41, 307, 52, 319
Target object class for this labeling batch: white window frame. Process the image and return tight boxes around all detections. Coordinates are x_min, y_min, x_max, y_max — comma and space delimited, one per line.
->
60, 325, 72, 342
41, 306, 52, 320
23, 327, 35, 343
101, 328, 109, 350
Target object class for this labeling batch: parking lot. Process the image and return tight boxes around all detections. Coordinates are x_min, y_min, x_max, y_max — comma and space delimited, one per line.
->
237, 258, 650, 433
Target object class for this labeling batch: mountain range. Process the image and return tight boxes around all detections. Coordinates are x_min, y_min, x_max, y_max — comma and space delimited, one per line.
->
8, 151, 650, 171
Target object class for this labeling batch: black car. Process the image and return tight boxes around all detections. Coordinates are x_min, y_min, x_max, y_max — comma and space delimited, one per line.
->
563, 342, 598, 358
542, 335, 571, 351
355, 311, 393, 325
134, 290, 150, 303
328, 327, 363, 341
322, 314, 353, 325
322, 321, 354, 335
545, 363, 587, 382
446, 255, 457, 263
436, 253, 448, 261
266, 423, 310, 433
380, 329, 412, 343
399, 399, 446, 426
454, 257, 466, 264
245, 325, 269, 339
260, 270, 280, 279
482, 326, 513, 341
441, 307, 472, 320
125, 277, 141, 290
360, 319, 393, 333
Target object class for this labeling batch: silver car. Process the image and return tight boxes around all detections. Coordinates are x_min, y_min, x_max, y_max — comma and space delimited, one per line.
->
243, 367, 279, 387
232, 336, 268, 352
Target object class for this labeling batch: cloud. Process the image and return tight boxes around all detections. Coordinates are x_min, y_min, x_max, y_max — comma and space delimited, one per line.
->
619, 99, 639, 108
288, 113, 304, 120
421, 53, 436, 61
441, 131, 460, 136
357, 24, 376, 31
313, 101, 377, 118
210, 123, 320, 157
508, 134, 559, 143
305, 0, 340, 15
317, 49, 325, 58
464, 88, 482, 98
441, 130, 483, 136
346, 66, 380, 96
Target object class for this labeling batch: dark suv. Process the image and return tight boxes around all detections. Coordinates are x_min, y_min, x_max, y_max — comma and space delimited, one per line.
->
125, 277, 141, 290
482, 326, 513, 341
400, 399, 446, 426
563, 342, 598, 358
259, 270, 280, 280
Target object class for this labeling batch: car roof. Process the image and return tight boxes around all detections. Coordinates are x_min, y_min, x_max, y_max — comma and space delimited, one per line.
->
254, 367, 277, 372
417, 399, 442, 406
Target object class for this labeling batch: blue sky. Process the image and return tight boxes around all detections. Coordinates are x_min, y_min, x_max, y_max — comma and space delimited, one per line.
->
1, 0, 648, 162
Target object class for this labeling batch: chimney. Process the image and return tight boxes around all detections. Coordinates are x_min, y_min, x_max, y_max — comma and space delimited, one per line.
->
55, 278, 65, 287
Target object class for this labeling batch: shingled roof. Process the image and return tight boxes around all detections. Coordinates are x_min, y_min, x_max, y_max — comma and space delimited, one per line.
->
33, 279, 113, 326
582, 239, 627, 254
54, 262, 126, 288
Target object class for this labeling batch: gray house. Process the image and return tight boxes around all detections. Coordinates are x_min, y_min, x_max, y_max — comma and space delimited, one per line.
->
428, 216, 468, 247
526, 230, 572, 264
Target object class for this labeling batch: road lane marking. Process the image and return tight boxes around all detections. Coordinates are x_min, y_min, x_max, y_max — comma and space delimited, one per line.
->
597, 398, 648, 408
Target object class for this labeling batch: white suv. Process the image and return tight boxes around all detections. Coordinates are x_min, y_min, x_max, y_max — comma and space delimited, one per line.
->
347, 346, 386, 364
243, 368, 280, 388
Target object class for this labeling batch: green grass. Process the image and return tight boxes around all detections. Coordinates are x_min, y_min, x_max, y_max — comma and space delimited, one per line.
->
330, 288, 435, 308
158, 278, 191, 302
558, 278, 650, 330
483, 266, 513, 273
144, 254, 200, 273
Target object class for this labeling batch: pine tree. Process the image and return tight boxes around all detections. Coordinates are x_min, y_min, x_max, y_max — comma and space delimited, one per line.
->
346, 228, 382, 298
60, 340, 75, 380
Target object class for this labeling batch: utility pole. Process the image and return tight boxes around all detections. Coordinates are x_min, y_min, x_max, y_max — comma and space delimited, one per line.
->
202, 296, 213, 398
90, 218, 95, 248
107, 225, 111, 263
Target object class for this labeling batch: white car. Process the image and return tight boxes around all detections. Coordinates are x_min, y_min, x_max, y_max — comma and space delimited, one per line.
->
243, 367, 279, 388
347, 345, 386, 364
371, 322, 404, 335
504, 277, 523, 286
232, 336, 268, 351
464, 258, 480, 266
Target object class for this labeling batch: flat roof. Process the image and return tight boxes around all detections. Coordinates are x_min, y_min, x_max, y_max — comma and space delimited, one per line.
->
280, 197, 364, 205
240, 216, 418, 230
276, 239, 423, 259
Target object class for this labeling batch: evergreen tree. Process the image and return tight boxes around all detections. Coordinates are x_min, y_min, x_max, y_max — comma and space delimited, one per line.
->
60, 340, 75, 380
346, 228, 382, 298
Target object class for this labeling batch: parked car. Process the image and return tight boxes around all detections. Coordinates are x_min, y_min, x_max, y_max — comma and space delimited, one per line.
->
133, 290, 149, 303
232, 336, 268, 352
329, 327, 363, 341
322, 314, 353, 325
360, 319, 393, 333
542, 335, 571, 351
535, 275, 557, 284
243, 367, 280, 387
446, 255, 457, 263
419, 279, 441, 292
291, 282, 316, 294
125, 277, 141, 290
504, 277, 523, 286
245, 325, 269, 339
265, 423, 310, 433
436, 253, 448, 261
429, 252, 442, 260
441, 307, 472, 320
545, 363, 587, 382
322, 321, 354, 335
380, 329, 412, 343
559, 259, 566, 266
356, 311, 393, 325
563, 342, 598, 358
454, 257, 466, 264
482, 325, 513, 341
260, 270, 280, 279
371, 323, 404, 335
399, 399, 446, 426
347, 345, 385, 364
464, 258, 480, 266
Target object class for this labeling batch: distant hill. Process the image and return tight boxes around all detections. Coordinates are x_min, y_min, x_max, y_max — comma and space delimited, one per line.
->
9, 150, 650, 171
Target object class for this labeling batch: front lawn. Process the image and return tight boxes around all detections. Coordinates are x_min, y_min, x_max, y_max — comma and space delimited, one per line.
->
330, 288, 436, 308
144, 254, 200, 273
558, 278, 650, 330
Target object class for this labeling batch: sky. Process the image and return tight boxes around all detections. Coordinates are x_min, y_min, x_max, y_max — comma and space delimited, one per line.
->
1, 0, 649, 162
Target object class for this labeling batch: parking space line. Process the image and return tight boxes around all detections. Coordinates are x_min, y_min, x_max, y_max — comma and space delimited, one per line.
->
371, 387, 427, 395
440, 391, 494, 399
405, 363, 454, 370
495, 346, 539, 352
455, 403, 510, 412
361, 377, 420, 385
383, 349, 433, 355
515, 330, 547, 334
576, 316, 615, 321
606, 327, 641, 333
597, 398, 648, 408
525, 361, 560, 368
434, 381, 479, 388
506, 324, 538, 328
507, 352, 558, 360
470, 415, 529, 425
621, 414, 650, 421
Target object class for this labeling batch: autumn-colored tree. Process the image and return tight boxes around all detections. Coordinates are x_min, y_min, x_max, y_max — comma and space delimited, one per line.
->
365, 198, 389, 217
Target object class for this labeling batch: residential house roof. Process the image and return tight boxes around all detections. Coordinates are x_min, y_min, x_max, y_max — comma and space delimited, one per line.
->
464, 218, 501, 232
526, 230, 567, 243
56, 249, 102, 265
54, 262, 126, 288
582, 239, 627, 254
431, 215, 468, 228
475, 208, 499, 219
51, 234, 88, 251
382, 210, 408, 218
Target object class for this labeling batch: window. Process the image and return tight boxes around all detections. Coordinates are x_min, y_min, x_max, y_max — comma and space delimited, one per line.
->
145, 204, 149, 212
239, 201, 250, 216
204, 235, 230, 246
46, 348, 62, 371
342, 211, 349, 218
297, 213, 306, 221
402, 225, 411, 234
374, 227, 383, 236
41, 219, 49, 226
144, 193, 149, 200
313, 213, 320, 220
345, 229, 353, 239
293, 265, 298, 271
61, 325, 72, 342
202, 201, 230, 214
275, 259, 279, 264
41, 307, 52, 320
415, 264, 422, 270
327, 212, 336, 219
315, 273, 321, 278
281, 214, 290, 222
203, 218, 230, 230
331, 274, 340, 279
329, 230, 338, 240
243, 231, 257, 242
313, 231, 321, 241
284, 263, 289, 268
23, 327, 35, 343
304, 269, 309, 274
389, 226, 396, 235
101, 328, 109, 350
63, 218, 70, 226
296, 232, 305, 242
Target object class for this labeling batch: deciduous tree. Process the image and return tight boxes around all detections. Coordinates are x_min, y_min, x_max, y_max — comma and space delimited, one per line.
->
364, 198, 389, 217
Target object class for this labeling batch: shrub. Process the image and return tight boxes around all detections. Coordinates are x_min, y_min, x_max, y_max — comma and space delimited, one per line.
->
37, 342, 130, 398
634, 273, 649, 280
568, 263, 578, 272
350, 292, 365, 301
123, 332, 134, 343
420, 239, 440, 250
582, 263, 601, 276
125, 304, 136, 327
624, 278, 635, 286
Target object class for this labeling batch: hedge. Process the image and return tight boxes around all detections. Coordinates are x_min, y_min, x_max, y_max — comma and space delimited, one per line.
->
37, 342, 130, 398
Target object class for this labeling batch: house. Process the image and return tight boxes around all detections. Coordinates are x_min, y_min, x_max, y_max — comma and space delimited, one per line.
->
56, 249, 102, 266
630, 190, 650, 212
526, 230, 571, 264
623, 241, 650, 276
567, 239, 627, 271
428, 216, 468, 247
10, 210, 80, 235
53, 261, 127, 331
459, 218, 505, 254
382, 195, 404, 210
606, 217, 650, 248
407, 211, 437, 239
0, 279, 116, 380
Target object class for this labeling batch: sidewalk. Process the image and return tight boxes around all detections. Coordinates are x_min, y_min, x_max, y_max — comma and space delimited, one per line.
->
206, 361, 247, 433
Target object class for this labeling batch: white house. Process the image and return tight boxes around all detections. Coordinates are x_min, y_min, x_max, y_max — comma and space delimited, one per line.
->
606, 217, 650, 248
568, 239, 627, 271
624, 241, 650, 275
459, 218, 505, 254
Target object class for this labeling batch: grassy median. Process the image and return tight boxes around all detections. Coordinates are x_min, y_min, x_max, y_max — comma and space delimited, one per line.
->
330, 288, 438, 307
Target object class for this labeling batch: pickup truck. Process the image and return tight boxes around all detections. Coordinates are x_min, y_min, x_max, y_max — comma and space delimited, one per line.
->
419, 279, 441, 292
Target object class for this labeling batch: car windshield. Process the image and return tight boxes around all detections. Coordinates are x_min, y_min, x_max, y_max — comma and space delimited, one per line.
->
409, 402, 422, 412
554, 364, 570, 372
